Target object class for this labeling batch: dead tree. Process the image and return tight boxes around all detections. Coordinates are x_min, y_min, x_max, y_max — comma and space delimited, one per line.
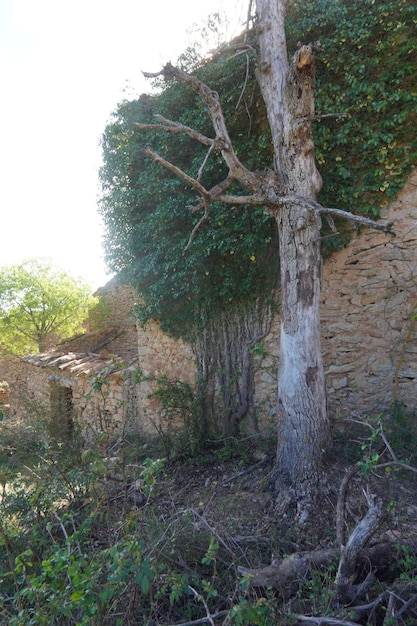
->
138, 0, 393, 513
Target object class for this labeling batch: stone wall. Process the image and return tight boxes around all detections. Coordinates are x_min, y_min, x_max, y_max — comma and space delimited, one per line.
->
136, 320, 196, 432
1, 170, 416, 436
320, 168, 417, 416
0, 353, 143, 439
257, 167, 417, 422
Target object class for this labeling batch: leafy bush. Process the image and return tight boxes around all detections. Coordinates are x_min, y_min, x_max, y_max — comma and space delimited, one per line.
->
0, 417, 279, 625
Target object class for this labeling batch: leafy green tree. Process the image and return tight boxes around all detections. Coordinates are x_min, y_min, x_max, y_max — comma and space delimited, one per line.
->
0, 258, 97, 355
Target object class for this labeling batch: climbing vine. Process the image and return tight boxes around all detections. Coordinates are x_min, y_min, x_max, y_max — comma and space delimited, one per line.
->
100, 0, 417, 330
99, 0, 417, 431
286, 0, 417, 252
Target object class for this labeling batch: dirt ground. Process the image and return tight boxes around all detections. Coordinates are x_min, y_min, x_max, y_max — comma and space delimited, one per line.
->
154, 448, 417, 564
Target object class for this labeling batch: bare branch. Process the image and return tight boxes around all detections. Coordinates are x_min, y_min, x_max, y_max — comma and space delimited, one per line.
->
336, 466, 358, 547
189, 192, 265, 211
134, 116, 214, 147
197, 144, 216, 181
142, 144, 263, 248
143, 148, 210, 199
188, 176, 238, 213
235, 50, 251, 110
172, 610, 229, 626
313, 113, 348, 120
379, 421, 399, 461
295, 616, 360, 626
375, 460, 417, 475
185, 204, 209, 250
335, 493, 383, 602
216, 193, 264, 205
145, 63, 260, 191
319, 206, 394, 233
142, 69, 165, 79
279, 195, 394, 234
206, 174, 235, 199
143, 144, 261, 221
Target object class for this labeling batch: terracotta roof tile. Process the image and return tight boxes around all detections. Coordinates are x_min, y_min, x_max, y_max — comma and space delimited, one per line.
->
22, 351, 124, 378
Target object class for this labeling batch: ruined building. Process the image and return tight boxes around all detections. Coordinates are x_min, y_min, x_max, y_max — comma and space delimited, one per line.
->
1, 169, 416, 438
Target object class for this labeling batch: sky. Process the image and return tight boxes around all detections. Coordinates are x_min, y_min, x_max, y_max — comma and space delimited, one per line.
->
0, 0, 246, 291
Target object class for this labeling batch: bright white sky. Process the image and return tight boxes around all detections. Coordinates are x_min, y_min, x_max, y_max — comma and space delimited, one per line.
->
0, 0, 247, 290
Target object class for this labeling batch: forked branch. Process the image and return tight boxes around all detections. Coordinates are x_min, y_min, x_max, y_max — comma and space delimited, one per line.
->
144, 147, 210, 199
143, 63, 260, 190
140, 63, 395, 242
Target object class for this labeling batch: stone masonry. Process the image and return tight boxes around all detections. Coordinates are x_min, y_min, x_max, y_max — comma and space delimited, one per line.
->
1, 169, 416, 436
256, 167, 417, 421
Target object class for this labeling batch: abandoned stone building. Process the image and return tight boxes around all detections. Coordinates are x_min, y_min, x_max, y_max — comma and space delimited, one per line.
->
0, 278, 194, 439
1, 168, 416, 439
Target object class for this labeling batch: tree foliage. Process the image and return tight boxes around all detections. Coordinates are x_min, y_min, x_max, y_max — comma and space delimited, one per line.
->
99, 0, 417, 334
0, 259, 97, 355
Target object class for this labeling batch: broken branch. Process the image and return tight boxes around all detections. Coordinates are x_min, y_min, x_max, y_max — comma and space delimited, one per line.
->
295, 616, 360, 626
185, 204, 209, 250
197, 144, 215, 181
279, 195, 394, 234
319, 206, 394, 233
335, 491, 383, 602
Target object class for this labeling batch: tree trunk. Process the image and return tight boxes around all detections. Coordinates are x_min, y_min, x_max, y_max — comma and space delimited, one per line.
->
273, 204, 330, 504
256, 0, 331, 508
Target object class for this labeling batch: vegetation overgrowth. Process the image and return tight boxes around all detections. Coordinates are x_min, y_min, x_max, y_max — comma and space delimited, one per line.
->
99, 0, 417, 443
99, 0, 417, 336
0, 403, 416, 624
2, 0, 417, 623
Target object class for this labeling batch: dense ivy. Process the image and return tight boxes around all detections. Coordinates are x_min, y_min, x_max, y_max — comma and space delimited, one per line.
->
100, 48, 277, 337
286, 0, 417, 252
99, 0, 417, 335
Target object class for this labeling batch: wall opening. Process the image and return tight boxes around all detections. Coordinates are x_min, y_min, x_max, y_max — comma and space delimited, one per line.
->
0, 381, 10, 414
50, 381, 74, 438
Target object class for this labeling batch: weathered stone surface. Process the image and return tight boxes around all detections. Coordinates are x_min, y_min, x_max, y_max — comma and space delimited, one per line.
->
328, 363, 356, 374
2, 168, 417, 434
333, 377, 348, 390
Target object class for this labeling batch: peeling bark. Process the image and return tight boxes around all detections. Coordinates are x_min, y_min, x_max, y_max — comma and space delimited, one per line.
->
256, 0, 330, 507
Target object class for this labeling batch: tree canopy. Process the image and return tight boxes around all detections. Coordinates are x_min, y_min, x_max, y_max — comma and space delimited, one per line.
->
99, 0, 416, 338
0, 259, 97, 355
